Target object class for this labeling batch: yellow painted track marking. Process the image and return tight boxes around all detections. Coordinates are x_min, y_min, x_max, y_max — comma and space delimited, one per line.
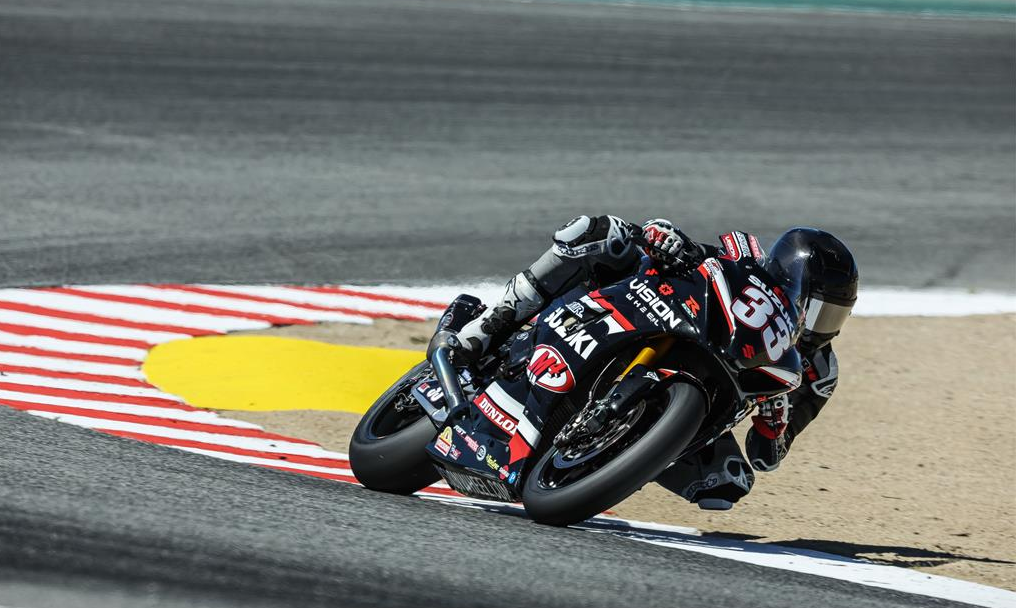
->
143, 336, 424, 414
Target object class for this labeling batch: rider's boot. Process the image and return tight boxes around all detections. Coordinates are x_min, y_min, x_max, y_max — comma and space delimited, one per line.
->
455, 268, 548, 362
655, 432, 755, 510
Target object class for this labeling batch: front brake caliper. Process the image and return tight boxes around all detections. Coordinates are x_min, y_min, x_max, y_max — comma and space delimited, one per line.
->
554, 364, 664, 449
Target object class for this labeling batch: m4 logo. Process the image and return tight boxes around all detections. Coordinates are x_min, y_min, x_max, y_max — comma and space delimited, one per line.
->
731, 275, 794, 361
526, 345, 575, 393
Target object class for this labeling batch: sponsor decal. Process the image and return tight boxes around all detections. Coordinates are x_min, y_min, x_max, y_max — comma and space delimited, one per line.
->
721, 233, 741, 261
627, 279, 682, 330
475, 393, 518, 435
658, 283, 674, 296
698, 258, 735, 333
566, 301, 585, 318
498, 466, 509, 480
702, 257, 724, 277
417, 381, 444, 404
742, 344, 756, 359
748, 275, 790, 319
526, 345, 576, 393
645, 268, 659, 276
448, 446, 462, 461
434, 426, 453, 457
735, 232, 751, 260
563, 330, 596, 359
747, 234, 765, 260
454, 424, 481, 453
555, 241, 604, 258
813, 376, 837, 398
507, 471, 518, 484
476, 444, 487, 461
544, 307, 598, 359
808, 351, 838, 398
485, 454, 500, 472
684, 295, 701, 317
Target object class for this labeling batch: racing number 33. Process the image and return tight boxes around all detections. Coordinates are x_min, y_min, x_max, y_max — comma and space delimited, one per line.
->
730, 286, 791, 360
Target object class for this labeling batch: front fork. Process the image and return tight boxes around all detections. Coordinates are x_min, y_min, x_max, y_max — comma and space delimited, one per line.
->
556, 336, 677, 446
616, 336, 676, 381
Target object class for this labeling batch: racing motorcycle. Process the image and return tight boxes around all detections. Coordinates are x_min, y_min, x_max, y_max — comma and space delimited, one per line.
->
349, 231, 803, 526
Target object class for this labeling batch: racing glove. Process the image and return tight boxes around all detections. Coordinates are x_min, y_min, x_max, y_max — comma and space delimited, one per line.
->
747, 394, 791, 472
641, 219, 686, 264
751, 394, 791, 440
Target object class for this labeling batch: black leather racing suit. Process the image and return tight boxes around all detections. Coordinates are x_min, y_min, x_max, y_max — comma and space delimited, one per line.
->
456, 215, 840, 506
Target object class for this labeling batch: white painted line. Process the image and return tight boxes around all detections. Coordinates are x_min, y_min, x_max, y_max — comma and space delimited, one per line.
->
0, 289, 268, 333
0, 389, 261, 428
0, 330, 148, 361
0, 310, 191, 344
0, 374, 176, 400
0, 351, 146, 379
26, 411, 350, 459
611, 527, 1016, 608
853, 287, 1016, 317
421, 493, 1015, 608
79, 285, 371, 324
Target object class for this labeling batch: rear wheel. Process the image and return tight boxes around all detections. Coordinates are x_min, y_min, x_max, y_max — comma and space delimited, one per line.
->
522, 381, 706, 526
349, 362, 441, 494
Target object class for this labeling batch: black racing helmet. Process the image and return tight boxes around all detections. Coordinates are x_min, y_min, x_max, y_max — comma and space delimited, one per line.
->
763, 227, 859, 351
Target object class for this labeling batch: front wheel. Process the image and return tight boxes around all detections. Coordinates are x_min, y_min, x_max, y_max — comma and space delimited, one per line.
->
349, 361, 441, 494
522, 381, 707, 526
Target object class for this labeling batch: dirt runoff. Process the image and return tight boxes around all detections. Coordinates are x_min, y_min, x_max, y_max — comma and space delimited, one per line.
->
225, 315, 1016, 590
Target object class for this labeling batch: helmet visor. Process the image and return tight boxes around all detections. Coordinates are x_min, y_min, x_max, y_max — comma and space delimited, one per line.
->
803, 297, 853, 336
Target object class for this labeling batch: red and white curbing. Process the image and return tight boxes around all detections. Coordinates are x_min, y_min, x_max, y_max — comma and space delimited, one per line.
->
0, 283, 1013, 608
0, 283, 456, 497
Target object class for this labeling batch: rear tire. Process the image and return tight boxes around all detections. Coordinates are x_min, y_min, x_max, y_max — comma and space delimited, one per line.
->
522, 381, 706, 526
349, 362, 442, 495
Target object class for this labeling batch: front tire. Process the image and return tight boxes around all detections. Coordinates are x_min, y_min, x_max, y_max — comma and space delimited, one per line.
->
522, 381, 707, 526
349, 362, 441, 494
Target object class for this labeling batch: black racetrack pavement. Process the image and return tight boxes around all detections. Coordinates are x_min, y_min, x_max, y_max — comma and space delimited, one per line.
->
1, 0, 1013, 290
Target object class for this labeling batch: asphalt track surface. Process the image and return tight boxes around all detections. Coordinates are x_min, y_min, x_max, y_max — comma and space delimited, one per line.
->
0, 408, 979, 608
0, 1, 1013, 606
1, 0, 1014, 291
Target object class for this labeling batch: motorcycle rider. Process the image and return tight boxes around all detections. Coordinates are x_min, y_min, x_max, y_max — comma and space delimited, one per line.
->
450, 215, 859, 510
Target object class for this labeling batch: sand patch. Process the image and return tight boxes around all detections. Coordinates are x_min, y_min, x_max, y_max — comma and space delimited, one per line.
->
209, 316, 1016, 590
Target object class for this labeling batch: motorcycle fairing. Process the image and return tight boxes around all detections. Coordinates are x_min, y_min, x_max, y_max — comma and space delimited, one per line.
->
422, 240, 802, 501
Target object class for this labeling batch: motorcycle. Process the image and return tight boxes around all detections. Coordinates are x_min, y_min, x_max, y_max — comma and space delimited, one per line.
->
349, 231, 803, 526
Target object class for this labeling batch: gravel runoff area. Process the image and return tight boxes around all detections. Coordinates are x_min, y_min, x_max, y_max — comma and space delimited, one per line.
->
223, 314, 1016, 591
